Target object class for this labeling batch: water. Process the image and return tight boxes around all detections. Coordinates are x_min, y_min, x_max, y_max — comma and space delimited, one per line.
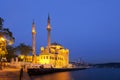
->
30, 68, 120, 80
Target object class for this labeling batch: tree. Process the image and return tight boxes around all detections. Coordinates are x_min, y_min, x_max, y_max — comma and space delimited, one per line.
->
6, 45, 17, 62
0, 17, 4, 30
0, 17, 15, 45
0, 17, 15, 61
15, 43, 32, 56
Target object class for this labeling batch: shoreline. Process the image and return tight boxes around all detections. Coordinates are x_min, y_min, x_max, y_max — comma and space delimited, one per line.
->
28, 67, 87, 76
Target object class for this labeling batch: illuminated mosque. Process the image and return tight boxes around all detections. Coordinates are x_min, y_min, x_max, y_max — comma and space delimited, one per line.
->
21, 15, 69, 68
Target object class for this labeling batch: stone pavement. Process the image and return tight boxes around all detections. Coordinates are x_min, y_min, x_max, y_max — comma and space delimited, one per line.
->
0, 68, 31, 80
22, 71, 31, 80
0, 68, 20, 80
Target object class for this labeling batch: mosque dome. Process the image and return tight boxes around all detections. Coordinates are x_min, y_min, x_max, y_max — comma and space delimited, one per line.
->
51, 42, 62, 46
50, 42, 64, 49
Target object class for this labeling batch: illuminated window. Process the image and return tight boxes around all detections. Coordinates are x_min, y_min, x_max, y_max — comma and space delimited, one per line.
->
52, 57, 54, 60
55, 57, 57, 60
50, 56, 52, 59
46, 56, 48, 59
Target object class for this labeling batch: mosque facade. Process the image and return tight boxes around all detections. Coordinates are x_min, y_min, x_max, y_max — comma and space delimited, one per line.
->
20, 15, 69, 68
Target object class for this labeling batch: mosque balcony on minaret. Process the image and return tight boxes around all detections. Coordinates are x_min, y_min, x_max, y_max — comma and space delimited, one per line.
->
47, 14, 51, 31
32, 29, 36, 34
32, 21, 36, 34
32, 26, 36, 34
47, 25, 51, 31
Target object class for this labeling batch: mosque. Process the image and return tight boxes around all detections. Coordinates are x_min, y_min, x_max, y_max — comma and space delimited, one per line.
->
20, 15, 70, 68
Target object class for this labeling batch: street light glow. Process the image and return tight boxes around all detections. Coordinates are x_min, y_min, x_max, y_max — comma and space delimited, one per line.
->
0, 37, 5, 41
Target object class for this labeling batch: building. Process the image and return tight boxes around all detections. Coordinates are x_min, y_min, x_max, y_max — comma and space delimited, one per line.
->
39, 42, 69, 68
20, 15, 69, 68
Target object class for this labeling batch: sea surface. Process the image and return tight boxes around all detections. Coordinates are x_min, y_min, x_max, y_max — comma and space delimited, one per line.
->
30, 68, 120, 80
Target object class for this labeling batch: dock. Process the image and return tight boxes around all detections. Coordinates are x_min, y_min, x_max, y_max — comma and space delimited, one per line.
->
28, 67, 87, 76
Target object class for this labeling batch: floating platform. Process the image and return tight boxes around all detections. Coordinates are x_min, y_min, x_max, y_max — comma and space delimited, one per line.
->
28, 67, 87, 76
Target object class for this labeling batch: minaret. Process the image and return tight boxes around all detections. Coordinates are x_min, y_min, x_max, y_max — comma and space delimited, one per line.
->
47, 15, 51, 49
32, 20, 36, 63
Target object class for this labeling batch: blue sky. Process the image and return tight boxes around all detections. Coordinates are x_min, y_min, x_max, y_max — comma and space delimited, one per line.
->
0, 0, 120, 63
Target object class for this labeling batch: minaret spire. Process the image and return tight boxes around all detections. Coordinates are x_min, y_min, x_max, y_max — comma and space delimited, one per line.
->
32, 20, 36, 63
47, 14, 51, 49
32, 20, 36, 34
48, 14, 50, 24
32, 19, 35, 24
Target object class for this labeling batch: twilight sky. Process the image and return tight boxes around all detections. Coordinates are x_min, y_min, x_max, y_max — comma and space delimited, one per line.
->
0, 0, 120, 63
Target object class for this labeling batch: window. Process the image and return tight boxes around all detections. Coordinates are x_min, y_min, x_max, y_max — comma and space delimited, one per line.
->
50, 56, 52, 59
52, 57, 54, 60
55, 57, 57, 60
46, 56, 48, 59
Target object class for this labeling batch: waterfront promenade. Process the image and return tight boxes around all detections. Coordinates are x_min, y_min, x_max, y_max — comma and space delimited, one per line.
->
0, 68, 30, 80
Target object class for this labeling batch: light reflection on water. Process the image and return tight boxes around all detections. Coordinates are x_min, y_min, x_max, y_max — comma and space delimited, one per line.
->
30, 68, 120, 80
31, 72, 72, 80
